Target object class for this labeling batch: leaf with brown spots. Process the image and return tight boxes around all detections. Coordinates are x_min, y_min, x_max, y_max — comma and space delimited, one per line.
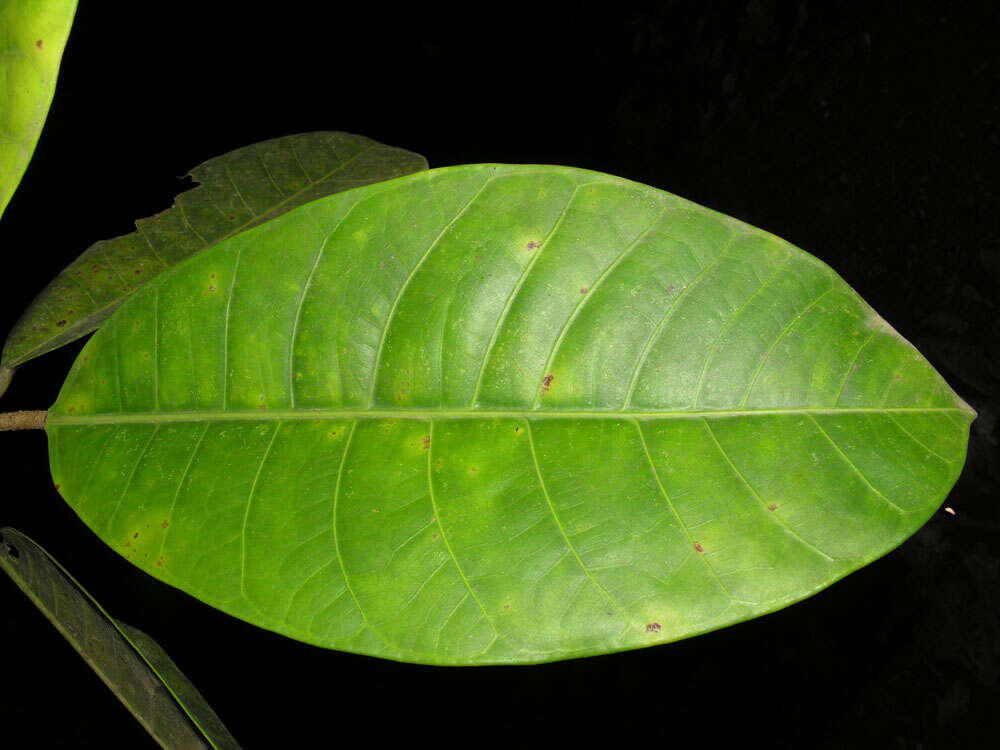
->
44, 164, 973, 665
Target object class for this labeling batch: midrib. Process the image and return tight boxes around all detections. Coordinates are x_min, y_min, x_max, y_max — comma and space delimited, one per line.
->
47, 405, 972, 426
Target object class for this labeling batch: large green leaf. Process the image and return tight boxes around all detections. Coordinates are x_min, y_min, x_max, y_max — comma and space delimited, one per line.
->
45, 165, 974, 665
0, 131, 427, 390
0, 0, 77, 221
0, 528, 239, 748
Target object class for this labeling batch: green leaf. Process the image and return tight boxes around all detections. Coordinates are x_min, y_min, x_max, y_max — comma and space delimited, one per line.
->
0, 131, 428, 385
0, 0, 77, 221
45, 165, 974, 665
0, 527, 240, 748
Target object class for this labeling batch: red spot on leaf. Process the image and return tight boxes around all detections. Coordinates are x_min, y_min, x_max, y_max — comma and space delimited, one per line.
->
693, 542, 704, 553
35, 40, 43, 49
767, 503, 777, 511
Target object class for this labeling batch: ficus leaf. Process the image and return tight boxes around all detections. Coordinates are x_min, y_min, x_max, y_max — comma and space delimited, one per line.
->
0, 527, 240, 748
0, 131, 428, 392
45, 165, 974, 665
0, 0, 77, 221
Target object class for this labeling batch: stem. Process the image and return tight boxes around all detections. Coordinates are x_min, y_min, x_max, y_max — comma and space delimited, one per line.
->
0, 410, 46, 431
0, 365, 12, 399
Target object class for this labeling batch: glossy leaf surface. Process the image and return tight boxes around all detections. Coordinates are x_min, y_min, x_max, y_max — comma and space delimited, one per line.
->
0, 0, 76, 220
1, 131, 427, 377
46, 165, 974, 664
0, 528, 239, 748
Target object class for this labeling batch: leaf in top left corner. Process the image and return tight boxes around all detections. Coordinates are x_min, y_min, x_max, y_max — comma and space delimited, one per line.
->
0, 0, 78, 220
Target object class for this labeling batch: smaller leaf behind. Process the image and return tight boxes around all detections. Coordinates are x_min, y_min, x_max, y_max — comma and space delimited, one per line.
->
0, 527, 240, 749
0, 131, 428, 388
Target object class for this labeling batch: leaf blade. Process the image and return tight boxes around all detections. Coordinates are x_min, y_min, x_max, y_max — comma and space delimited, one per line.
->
45, 164, 974, 664
1, 131, 428, 372
0, 0, 77, 221
0, 527, 240, 748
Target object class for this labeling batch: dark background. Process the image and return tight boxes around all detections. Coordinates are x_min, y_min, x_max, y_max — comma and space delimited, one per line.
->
1, 1, 997, 747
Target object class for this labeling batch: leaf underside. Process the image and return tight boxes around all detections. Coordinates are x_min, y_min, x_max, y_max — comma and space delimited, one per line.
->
0, 528, 239, 748
0, 0, 77, 220
46, 165, 974, 665
2, 131, 427, 371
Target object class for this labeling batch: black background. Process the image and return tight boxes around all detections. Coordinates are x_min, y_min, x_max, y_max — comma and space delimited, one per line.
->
1, 1, 998, 747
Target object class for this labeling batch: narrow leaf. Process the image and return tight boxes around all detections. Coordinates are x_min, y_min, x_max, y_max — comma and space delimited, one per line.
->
45, 165, 975, 665
0, 0, 77, 220
0, 527, 240, 748
1, 131, 427, 380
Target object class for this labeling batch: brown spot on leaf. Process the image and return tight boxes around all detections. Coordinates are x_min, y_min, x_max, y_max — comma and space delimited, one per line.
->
54, 484, 60, 491
580, 287, 588, 295
372, 508, 380, 513
35, 39, 43, 49
646, 622, 661, 633
208, 284, 216, 292
56, 319, 66, 327
422, 435, 431, 450
156, 558, 164, 567
693, 542, 704, 553
133, 533, 139, 539
504, 604, 511, 610
161, 520, 169, 529
665, 284, 675, 295
134, 269, 142, 275
471, 466, 478, 472
525, 240, 541, 251
541, 374, 554, 393
767, 503, 778, 511
379, 262, 386, 270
